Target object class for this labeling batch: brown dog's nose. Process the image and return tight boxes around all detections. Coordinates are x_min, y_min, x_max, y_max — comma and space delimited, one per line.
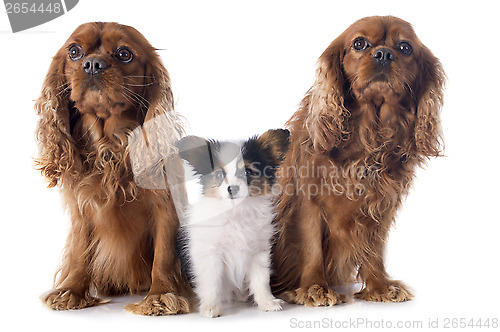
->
373, 48, 394, 66
82, 58, 108, 76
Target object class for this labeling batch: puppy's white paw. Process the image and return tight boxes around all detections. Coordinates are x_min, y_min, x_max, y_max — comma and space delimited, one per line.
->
257, 298, 283, 312
200, 304, 222, 318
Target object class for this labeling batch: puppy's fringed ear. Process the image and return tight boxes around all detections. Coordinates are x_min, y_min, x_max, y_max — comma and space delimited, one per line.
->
176, 136, 214, 176
35, 49, 80, 188
304, 37, 350, 153
415, 46, 446, 158
257, 129, 291, 163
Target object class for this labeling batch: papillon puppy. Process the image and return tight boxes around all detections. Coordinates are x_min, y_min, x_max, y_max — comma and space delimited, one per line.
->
176, 129, 290, 318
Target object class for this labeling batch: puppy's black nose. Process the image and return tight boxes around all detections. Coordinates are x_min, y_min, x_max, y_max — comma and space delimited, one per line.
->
228, 185, 240, 196
82, 58, 108, 76
373, 48, 394, 66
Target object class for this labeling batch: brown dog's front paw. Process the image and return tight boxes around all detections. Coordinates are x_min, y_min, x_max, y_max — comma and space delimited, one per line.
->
125, 293, 192, 316
41, 289, 108, 310
280, 284, 345, 307
355, 280, 414, 302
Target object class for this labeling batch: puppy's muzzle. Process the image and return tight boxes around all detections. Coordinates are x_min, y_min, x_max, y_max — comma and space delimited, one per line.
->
228, 185, 240, 198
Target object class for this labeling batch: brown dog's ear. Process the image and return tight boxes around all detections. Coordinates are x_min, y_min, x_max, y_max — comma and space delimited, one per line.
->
142, 48, 174, 121
257, 129, 290, 163
127, 28, 185, 190
303, 36, 350, 153
124, 24, 184, 159
35, 48, 79, 188
415, 46, 446, 158
140, 43, 184, 154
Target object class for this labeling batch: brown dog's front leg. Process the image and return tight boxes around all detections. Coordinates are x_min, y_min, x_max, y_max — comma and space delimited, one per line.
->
356, 224, 413, 302
41, 212, 107, 310
125, 197, 192, 315
280, 203, 344, 307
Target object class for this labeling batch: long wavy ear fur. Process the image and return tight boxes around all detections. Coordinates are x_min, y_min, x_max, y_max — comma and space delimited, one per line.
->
415, 45, 446, 158
303, 36, 350, 152
127, 33, 185, 191
257, 129, 290, 163
139, 47, 184, 156
35, 49, 79, 188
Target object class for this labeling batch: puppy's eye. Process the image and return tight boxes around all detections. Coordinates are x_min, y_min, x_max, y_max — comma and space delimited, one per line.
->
353, 38, 370, 51
68, 44, 84, 61
245, 168, 253, 177
397, 41, 413, 56
214, 170, 224, 180
114, 46, 133, 63
235, 167, 246, 179
210, 170, 224, 186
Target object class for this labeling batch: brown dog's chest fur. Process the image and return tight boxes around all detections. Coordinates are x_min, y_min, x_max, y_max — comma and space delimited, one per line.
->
74, 191, 155, 294
61, 156, 160, 295
326, 110, 418, 281
60, 120, 161, 295
273, 101, 419, 291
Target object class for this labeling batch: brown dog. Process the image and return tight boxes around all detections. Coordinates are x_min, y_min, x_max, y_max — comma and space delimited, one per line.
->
36, 22, 190, 315
272, 16, 445, 306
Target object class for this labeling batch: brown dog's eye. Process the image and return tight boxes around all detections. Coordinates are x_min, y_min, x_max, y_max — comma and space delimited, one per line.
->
114, 47, 134, 63
397, 41, 413, 56
68, 44, 84, 61
353, 37, 370, 51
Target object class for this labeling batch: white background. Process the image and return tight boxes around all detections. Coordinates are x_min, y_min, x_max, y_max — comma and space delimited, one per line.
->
1, 0, 499, 331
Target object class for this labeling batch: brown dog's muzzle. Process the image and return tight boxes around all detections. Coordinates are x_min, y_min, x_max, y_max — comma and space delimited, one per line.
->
372, 48, 395, 67
82, 57, 108, 76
